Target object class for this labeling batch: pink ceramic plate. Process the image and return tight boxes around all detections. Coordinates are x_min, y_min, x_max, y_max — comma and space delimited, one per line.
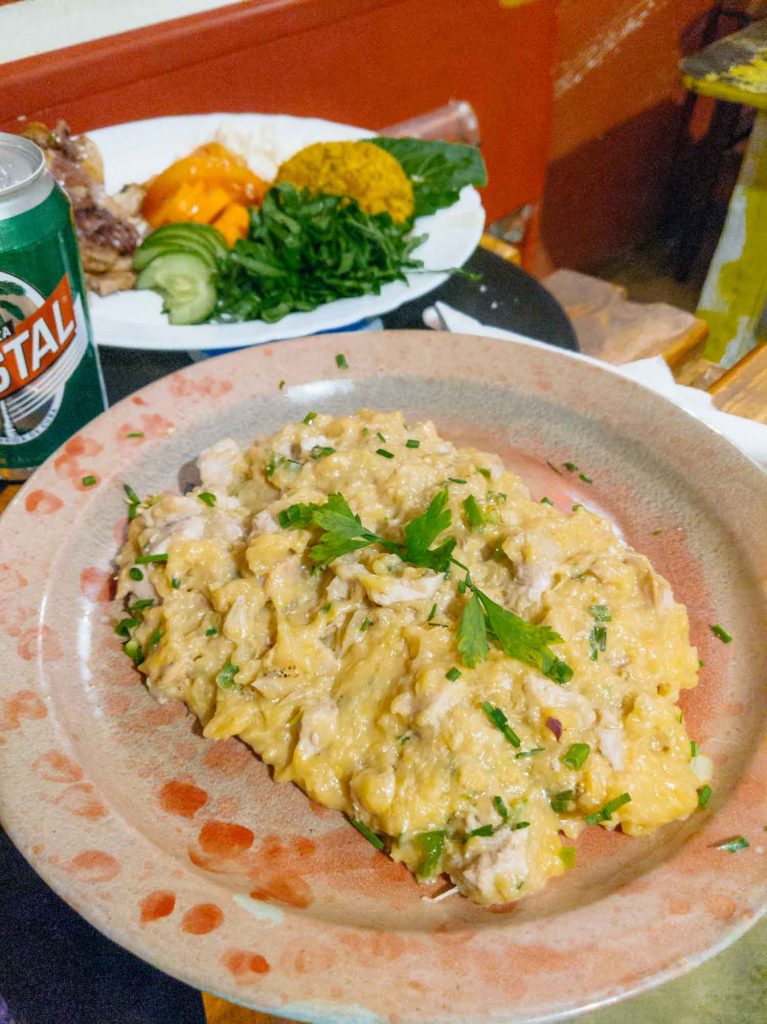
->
0, 331, 765, 1024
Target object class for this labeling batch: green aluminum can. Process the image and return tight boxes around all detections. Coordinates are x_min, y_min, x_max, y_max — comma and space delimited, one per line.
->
0, 131, 106, 480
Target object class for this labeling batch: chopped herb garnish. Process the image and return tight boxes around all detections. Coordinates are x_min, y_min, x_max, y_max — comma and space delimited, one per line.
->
493, 795, 509, 820
579, 473, 592, 485
711, 624, 733, 644
376, 431, 386, 443
446, 667, 462, 681
550, 790, 576, 813
171, 575, 180, 589
303, 411, 317, 424
360, 617, 372, 632
124, 483, 140, 505
215, 662, 239, 690
589, 624, 607, 661
129, 599, 154, 613
397, 733, 411, 744
515, 747, 544, 759
335, 353, 349, 369
540, 497, 554, 506
279, 379, 286, 390
562, 743, 590, 770
115, 617, 139, 638
129, 567, 144, 581
564, 462, 578, 472
198, 491, 216, 507
699, 659, 705, 668
205, 626, 218, 636
467, 824, 494, 840
127, 503, 138, 521
146, 627, 163, 653
351, 818, 385, 851
126, 431, 144, 438
448, 477, 467, 485
477, 467, 492, 480
310, 445, 335, 459
406, 439, 420, 449
691, 740, 698, 757
135, 553, 168, 564
481, 701, 521, 748
510, 821, 530, 831
652, 529, 663, 536
457, 592, 489, 667
82, 475, 97, 486
463, 495, 485, 529
698, 785, 712, 808
559, 845, 576, 868
415, 830, 445, 879
267, 452, 301, 477
123, 638, 142, 664
715, 835, 749, 853
427, 603, 437, 623
589, 604, 611, 622
376, 448, 394, 459
585, 792, 631, 825
546, 460, 563, 476
572, 503, 584, 512
321, 603, 331, 614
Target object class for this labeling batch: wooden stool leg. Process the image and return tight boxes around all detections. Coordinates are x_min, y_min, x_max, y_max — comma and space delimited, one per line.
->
697, 109, 767, 367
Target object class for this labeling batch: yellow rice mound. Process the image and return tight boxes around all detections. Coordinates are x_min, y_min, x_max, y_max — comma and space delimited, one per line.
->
276, 141, 415, 223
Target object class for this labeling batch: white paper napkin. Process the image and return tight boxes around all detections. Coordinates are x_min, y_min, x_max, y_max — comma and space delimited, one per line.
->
426, 302, 767, 471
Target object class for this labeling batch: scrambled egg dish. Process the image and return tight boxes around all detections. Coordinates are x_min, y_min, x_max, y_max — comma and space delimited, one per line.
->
117, 411, 709, 905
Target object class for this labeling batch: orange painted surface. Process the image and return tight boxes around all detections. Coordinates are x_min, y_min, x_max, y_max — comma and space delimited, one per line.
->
0, 0, 557, 229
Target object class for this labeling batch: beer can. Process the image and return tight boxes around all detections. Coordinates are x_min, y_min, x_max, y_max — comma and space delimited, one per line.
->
0, 131, 106, 480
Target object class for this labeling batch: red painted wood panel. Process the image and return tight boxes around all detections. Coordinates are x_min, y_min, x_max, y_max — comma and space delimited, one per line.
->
0, 0, 556, 226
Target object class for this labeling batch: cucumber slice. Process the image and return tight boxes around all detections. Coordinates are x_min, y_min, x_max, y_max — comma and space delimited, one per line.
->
149, 222, 228, 258
134, 222, 229, 272
136, 252, 216, 325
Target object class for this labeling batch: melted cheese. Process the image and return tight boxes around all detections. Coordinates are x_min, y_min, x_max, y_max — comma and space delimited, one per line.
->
117, 411, 702, 905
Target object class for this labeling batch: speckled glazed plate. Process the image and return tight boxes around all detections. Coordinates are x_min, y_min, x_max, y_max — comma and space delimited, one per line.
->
0, 331, 765, 1024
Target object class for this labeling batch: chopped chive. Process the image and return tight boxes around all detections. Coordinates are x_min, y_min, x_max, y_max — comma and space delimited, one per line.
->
589, 624, 607, 661
321, 603, 331, 614
446, 667, 462, 681
350, 818, 385, 851
198, 491, 216, 507
171, 576, 180, 590
699, 659, 705, 668
405, 439, 420, 449
376, 448, 394, 459
559, 845, 576, 868
82, 475, 97, 486
540, 496, 554, 506
127, 503, 138, 521
477, 467, 492, 479
457, 578, 467, 594
361, 427, 369, 436
124, 638, 142, 664
146, 627, 162, 653
652, 529, 663, 536
216, 662, 239, 690
278, 379, 286, 390
123, 483, 141, 504
493, 795, 509, 820
129, 599, 154, 613
303, 411, 317, 424
205, 626, 218, 636
463, 495, 485, 529
579, 473, 592, 485
126, 432, 144, 438
572, 503, 584, 512
546, 460, 563, 476
550, 790, 576, 813
115, 617, 139, 638
585, 792, 631, 825
360, 617, 372, 632
516, 747, 544, 759
427, 604, 437, 623
698, 785, 712, 808
129, 567, 144, 581
589, 604, 611, 622
335, 353, 349, 369
562, 743, 590, 770
135, 553, 167, 564
481, 701, 521, 748
715, 835, 749, 853
448, 477, 467, 485
691, 740, 698, 758
397, 733, 411, 744
509, 821, 530, 831
711, 624, 733, 644
376, 432, 386, 443
564, 462, 578, 472
466, 824, 494, 840
310, 445, 335, 459
415, 830, 445, 880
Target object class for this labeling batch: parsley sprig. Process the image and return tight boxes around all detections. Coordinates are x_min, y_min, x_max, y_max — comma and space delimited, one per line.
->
279, 487, 573, 683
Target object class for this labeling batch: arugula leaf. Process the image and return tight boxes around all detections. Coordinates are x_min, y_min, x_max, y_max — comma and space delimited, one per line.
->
475, 589, 573, 684
371, 137, 488, 218
457, 592, 489, 668
415, 830, 446, 880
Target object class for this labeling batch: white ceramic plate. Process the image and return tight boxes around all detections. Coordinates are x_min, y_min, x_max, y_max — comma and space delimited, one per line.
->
88, 113, 485, 351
